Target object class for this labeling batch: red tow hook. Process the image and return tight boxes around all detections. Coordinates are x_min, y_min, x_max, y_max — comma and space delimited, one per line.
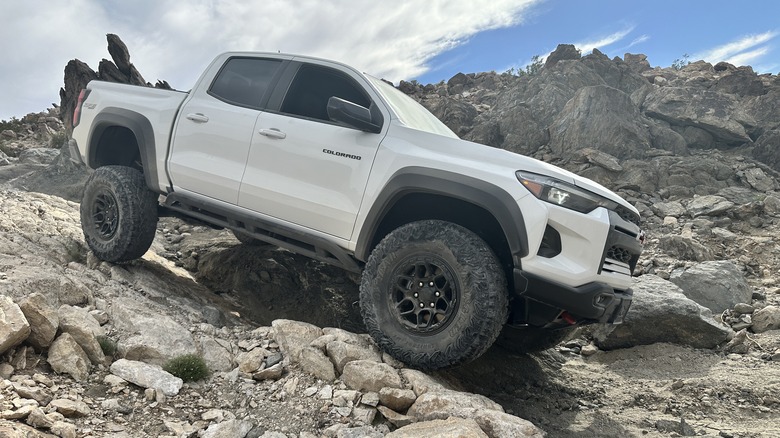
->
561, 311, 577, 325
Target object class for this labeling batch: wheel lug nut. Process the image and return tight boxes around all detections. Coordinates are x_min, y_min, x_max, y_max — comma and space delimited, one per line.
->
430, 302, 435, 307
413, 293, 418, 298
419, 282, 424, 287
429, 282, 434, 287
435, 291, 440, 297
419, 302, 424, 308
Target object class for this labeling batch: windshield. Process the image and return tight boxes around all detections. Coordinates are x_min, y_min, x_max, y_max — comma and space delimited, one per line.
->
367, 76, 458, 138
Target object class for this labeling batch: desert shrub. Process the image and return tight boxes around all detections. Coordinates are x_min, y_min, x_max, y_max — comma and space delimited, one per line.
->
672, 54, 690, 71
49, 131, 69, 148
504, 54, 545, 77
96, 335, 117, 357
0, 117, 23, 134
163, 354, 210, 382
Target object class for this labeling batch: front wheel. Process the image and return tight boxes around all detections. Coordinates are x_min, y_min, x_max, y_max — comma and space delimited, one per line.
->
360, 220, 508, 370
80, 166, 158, 262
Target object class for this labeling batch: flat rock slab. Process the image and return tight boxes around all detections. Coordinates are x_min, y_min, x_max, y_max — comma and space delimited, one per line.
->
109, 359, 183, 396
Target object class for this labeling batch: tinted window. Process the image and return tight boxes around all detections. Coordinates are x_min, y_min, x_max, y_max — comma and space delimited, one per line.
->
281, 64, 371, 122
209, 58, 282, 108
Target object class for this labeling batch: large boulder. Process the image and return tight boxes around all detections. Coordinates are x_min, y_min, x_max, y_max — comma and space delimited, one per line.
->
109, 359, 183, 396
549, 85, 652, 160
752, 129, 780, 172
18, 293, 58, 349
593, 275, 733, 350
643, 87, 752, 146
668, 261, 753, 313
271, 319, 323, 361
407, 390, 504, 419
48, 333, 91, 381
386, 417, 488, 438
0, 295, 30, 355
109, 297, 197, 365
544, 44, 581, 68
751, 306, 780, 333
58, 304, 106, 364
341, 360, 403, 393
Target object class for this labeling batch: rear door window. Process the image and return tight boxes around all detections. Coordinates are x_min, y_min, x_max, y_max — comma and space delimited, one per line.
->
209, 58, 282, 108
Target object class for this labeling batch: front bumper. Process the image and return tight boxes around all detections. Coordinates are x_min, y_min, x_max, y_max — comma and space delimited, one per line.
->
509, 201, 641, 327
514, 270, 632, 325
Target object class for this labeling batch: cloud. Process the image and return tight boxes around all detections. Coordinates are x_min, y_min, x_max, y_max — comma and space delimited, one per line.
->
573, 26, 635, 54
0, 0, 541, 119
694, 31, 778, 66
725, 47, 770, 67
626, 34, 650, 49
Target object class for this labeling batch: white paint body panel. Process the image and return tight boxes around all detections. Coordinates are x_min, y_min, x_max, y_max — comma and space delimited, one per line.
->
239, 112, 382, 238
72, 51, 640, 293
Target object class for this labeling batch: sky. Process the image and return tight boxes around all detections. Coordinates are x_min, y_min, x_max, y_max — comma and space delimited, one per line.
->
1, 0, 778, 121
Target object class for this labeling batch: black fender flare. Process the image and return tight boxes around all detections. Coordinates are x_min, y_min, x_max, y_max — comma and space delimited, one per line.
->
87, 107, 160, 192
355, 167, 529, 263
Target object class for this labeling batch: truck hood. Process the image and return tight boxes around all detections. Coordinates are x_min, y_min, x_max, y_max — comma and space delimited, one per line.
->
476, 140, 637, 213
398, 126, 639, 214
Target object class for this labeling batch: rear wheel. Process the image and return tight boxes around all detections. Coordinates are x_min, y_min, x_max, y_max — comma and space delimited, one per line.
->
80, 166, 158, 262
360, 220, 508, 370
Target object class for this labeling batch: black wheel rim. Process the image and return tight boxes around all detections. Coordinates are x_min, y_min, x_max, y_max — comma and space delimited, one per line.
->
92, 190, 119, 240
389, 255, 459, 335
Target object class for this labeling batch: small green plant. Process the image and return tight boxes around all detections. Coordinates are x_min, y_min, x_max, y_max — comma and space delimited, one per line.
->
671, 54, 690, 71
97, 335, 117, 357
524, 55, 544, 75
49, 131, 69, 148
163, 354, 210, 382
504, 54, 545, 77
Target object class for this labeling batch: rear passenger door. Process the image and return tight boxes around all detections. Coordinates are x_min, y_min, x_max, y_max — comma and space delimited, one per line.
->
168, 56, 284, 203
238, 61, 386, 239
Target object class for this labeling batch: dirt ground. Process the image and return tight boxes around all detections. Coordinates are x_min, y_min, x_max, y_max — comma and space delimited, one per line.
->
164, 220, 780, 437
440, 338, 780, 437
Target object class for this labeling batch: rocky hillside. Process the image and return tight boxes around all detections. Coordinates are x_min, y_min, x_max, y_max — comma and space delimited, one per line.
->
1, 40, 779, 437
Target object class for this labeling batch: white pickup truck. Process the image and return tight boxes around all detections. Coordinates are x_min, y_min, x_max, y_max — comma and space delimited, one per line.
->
71, 52, 643, 370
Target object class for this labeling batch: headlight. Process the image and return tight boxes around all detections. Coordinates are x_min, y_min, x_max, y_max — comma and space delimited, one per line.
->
516, 171, 617, 213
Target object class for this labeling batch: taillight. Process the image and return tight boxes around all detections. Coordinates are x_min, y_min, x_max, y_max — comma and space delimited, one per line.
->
73, 89, 91, 128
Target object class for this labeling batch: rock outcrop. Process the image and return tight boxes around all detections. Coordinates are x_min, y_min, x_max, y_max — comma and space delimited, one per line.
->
401, 43, 780, 174
58, 34, 171, 135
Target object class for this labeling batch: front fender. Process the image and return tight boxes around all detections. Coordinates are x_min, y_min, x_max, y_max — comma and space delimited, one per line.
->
354, 167, 529, 262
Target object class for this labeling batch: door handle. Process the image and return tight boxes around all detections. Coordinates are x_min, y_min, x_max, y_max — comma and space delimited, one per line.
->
186, 113, 209, 123
258, 128, 287, 139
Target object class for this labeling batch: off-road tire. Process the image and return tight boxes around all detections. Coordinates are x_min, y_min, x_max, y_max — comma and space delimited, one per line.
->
360, 220, 508, 370
80, 166, 158, 263
495, 325, 577, 354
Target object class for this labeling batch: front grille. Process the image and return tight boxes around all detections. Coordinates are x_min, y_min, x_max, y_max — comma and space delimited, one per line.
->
614, 204, 640, 226
606, 246, 633, 265
600, 209, 643, 277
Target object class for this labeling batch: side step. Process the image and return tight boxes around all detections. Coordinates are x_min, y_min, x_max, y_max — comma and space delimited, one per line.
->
159, 194, 362, 273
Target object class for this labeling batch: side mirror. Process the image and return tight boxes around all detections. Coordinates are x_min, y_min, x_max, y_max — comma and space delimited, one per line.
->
327, 97, 382, 133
